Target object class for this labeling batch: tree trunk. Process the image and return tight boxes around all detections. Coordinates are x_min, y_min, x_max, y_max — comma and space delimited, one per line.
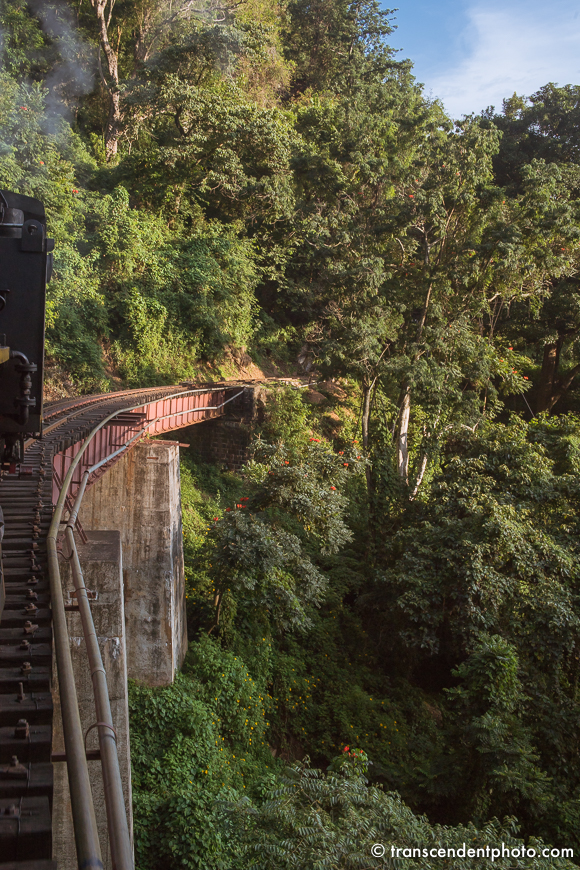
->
361, 380, 374, 497
208, 591, 222, 635
394, 283, 431, 487
536, 342, 559, 413
397, 383, 411, 485
546, 362, 580, 413
410, 449, 428, 499
361, 383, 372, 450
92, 0, 122, 161
105, 89, 123, 162
536, 334, 580, 414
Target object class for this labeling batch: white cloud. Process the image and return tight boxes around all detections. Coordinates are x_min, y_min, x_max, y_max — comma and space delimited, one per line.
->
428, 3, 580, 118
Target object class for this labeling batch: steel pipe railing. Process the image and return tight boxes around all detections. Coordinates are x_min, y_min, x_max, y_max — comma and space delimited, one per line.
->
47, 481, 103, 870
48, 387, 198, 870
65, 472, 133, 870
47, 385, 245, 870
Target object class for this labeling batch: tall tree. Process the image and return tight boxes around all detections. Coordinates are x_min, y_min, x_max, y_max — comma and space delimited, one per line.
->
90, 0, 123, 160
283, 0, 400, 96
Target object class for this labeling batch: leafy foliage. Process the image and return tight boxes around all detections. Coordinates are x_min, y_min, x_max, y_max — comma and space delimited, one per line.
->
229, 755, 575, 870
4, 0, 580, 866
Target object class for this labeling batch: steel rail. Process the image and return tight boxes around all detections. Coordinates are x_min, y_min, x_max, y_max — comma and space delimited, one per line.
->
46, 384, 243, 869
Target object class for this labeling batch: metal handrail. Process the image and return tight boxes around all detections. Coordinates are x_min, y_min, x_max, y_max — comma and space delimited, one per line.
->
65, 473, 133, 870
47, 385, 245, 869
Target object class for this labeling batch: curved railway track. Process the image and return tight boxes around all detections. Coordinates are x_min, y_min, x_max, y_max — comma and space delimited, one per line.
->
0, 383, 237, 869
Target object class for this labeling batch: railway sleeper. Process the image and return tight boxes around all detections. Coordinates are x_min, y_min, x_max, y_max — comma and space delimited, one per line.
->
0, 797, 53, 863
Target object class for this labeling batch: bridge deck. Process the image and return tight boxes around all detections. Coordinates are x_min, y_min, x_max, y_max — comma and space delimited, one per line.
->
0, 383, 246, 868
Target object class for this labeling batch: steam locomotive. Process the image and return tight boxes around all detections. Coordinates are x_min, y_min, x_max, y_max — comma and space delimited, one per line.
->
0, 189, 52, 465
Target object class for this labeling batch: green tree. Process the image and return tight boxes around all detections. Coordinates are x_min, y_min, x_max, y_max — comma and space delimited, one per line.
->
230, 754, 574, 869
283, 0, 400, 96
363, 417, 580, 839
483, 86, 580, 414
205, 438, 363, 634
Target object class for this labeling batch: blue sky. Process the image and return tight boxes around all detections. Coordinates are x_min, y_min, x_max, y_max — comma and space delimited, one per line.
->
385, 0, 580, 117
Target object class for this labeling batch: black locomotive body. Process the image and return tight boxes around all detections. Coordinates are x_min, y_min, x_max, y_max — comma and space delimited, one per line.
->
0, 190, 52, 462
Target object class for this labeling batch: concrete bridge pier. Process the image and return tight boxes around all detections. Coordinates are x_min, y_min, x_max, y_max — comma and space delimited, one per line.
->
78, 439, 188, 685
52, 439, 188, 867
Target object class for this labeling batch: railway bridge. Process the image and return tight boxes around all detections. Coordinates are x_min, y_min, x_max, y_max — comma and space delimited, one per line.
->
0, 381, 265, 870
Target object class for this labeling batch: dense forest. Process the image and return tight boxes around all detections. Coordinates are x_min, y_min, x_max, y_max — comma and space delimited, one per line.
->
3, 0, 580, 866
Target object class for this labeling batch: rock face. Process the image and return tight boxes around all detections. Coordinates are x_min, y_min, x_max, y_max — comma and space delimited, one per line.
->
304, 389, 327, 405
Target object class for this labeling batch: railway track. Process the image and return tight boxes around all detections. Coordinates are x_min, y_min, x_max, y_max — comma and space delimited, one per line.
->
0, 384, 214, 869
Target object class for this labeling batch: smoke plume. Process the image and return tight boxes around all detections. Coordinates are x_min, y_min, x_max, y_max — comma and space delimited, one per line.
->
26, 0, 96, 131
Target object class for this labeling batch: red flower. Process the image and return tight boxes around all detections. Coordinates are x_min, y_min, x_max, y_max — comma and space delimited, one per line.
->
284, 461, 289, 465
343, 746, 349, 752
523, 376, 529, 380
330, 486, 336, 491
226, 508, 231, 512
408, 194, 414, 198
214, 517, 219, 521
20, 106, 27, 111
338, 451, 344, 455
343, 463, 348, 467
